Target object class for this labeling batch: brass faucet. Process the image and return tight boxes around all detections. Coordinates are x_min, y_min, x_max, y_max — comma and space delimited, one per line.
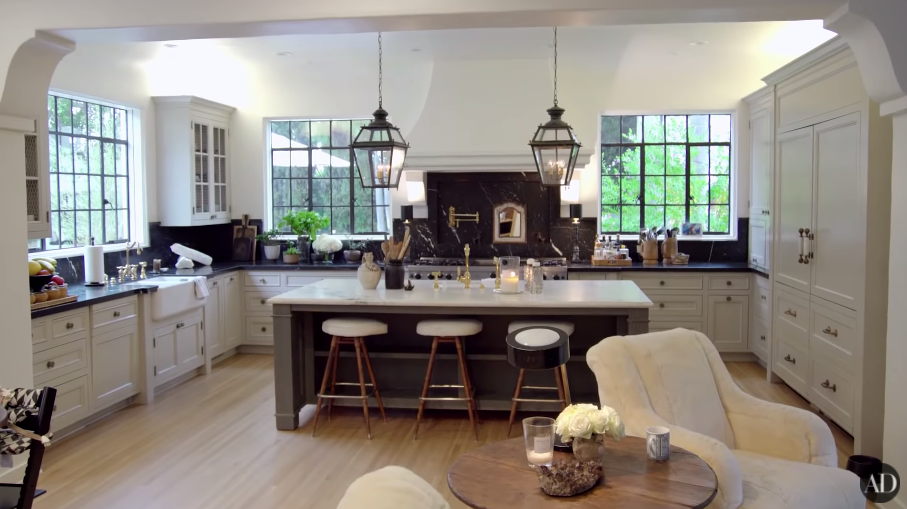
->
431, 272, 442, 290
493, 256, 501, 290
457, 244, 472, 289
125, 241, 142, 281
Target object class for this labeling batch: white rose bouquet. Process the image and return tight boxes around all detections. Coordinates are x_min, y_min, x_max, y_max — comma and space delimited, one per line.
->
312, 234, 343, 254
555, 403, 625, 443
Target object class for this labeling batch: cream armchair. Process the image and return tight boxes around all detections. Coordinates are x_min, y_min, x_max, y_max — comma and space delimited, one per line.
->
586, 329, 864, 509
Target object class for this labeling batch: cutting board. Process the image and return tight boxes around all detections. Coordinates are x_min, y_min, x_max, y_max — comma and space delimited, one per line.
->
232, 215, 258, 261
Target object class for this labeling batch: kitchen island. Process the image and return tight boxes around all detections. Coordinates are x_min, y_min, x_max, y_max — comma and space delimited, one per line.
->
269, 279, 652, 430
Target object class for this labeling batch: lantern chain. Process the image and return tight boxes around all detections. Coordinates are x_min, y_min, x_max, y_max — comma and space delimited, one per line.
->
378, 32, 383, 109
553, 26, 558, 107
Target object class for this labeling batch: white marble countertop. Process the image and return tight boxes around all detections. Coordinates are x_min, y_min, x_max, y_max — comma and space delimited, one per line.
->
268, 279, 652, 308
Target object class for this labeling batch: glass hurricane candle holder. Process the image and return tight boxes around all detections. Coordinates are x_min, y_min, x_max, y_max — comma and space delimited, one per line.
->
523, 416, 556, 467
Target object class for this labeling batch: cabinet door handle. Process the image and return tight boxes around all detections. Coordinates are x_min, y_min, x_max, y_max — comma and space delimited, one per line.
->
726, 296, 732, 302
658, 303, 665, 308
260, 299, 266, 305
259, 278, 266, 284
821, 379, 837, 392
113, 311, 120, 317
784, 309, 797, 317
46, 360, 55, 368
65, 322, 74, 329
230, 277, 234, 282
761, 295, 766, 301
822, 326, 838, 337
261, 327, 267, 332
210, 214, 216, 219
659, 281, 665, 286
760, 335, 766, 341
726, 280, 732, 286
784, 354, 796, 364
213, 281, 218, 286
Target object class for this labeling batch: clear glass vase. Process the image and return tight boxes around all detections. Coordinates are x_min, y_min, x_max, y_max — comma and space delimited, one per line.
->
572, 435, 605, 463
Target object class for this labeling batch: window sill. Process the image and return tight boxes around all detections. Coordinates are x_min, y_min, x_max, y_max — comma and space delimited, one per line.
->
30, 242, 148, 260
274, 235, 386, 242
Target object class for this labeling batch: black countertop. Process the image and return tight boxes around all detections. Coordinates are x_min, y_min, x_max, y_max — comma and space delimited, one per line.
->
32, 261, 759, 319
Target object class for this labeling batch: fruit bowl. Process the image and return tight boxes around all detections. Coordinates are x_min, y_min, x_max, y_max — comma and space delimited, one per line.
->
29, 274, 53, 293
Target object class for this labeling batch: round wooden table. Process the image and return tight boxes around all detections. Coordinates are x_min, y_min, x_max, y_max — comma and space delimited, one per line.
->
447, 437, 717, 508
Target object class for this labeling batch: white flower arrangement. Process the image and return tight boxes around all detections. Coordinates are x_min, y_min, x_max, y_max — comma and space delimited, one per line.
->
312, 234, 343, 254
555, 403, 626, 443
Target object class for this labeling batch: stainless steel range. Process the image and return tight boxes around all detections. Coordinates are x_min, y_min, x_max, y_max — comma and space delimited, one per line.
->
407, 257, 569, 281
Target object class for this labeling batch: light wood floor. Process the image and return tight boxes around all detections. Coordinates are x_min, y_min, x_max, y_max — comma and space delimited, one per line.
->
31, 354, 862, 509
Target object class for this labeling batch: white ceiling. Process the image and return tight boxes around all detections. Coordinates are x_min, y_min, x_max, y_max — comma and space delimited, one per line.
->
131, 20, 834, 69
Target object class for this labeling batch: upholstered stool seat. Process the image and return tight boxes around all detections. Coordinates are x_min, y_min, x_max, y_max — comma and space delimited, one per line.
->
313, 317, 388, 439
506, 321, 575, 436
414, 319, 483, 440
323, 318, 388, 337
416, 319, 483, 338
508, 320, 575, 336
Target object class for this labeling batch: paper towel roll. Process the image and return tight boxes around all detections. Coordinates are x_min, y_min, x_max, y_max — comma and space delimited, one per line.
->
84, 245, 105, 284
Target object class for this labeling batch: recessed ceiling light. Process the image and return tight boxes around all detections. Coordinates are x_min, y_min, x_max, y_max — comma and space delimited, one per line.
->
688, 41, 708, 46
277, 51, 293, 57
163, 43, 178, 48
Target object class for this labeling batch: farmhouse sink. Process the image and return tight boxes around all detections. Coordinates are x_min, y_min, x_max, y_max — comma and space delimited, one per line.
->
147, 277, 206, 321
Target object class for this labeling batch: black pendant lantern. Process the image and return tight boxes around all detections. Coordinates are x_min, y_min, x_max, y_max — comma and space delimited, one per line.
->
352, 32, 410, 189
529, 27, 582, 187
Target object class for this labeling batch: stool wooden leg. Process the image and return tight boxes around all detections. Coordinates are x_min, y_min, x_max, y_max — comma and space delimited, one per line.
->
358, 339, 387, 423
327, 337, 341, 421
561, 364, 572, 406
312, 336, 339, 437
459, 340, 481, 424
353, 338, 372, 439
507, 369, 526, 437
414, 338, 439, 440
454, 337, 479, 440
554, 366, 566, 409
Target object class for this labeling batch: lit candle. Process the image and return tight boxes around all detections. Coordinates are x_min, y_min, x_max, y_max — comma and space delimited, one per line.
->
376, 167, 385, 182
526, 450, 553, 466
501, 270, 519, 293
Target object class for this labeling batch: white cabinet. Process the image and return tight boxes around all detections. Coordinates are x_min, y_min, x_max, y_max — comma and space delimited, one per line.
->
746, 88, 774, 273
152, 311, 204, 387
25, 131, 51, 239
153, 96, 235, 226
707, 295, 749, 352
766, 39, 891, 456
204, 272, 242, 359
775, 127, 814, 294
90, 325, 139, 412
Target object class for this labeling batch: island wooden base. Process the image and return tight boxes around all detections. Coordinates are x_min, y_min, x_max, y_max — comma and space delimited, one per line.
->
273, 304, 649, 430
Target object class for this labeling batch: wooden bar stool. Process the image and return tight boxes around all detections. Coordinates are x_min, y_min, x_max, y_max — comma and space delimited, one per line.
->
506, 321, 574, 437
414, 319, 483, 440
312, 318, 388, 439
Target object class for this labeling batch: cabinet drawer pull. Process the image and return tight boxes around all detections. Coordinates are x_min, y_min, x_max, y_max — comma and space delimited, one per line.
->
822, 326, 838, 337
760, 335, 766, 341
259, 278, 267, 284
212, 281, 218, 286
783, 354, 796, 364
784, 309, 797, 317
726, 296, 731, 302
65, 322, 74, 329
659, 281, 665, 286
46, 360, 55, 369
230, 277, 234, 282
726, 280, 732, 286
821, 379, 837, 392
261, 326, 267, 332
658, 303, 665, 308
260, 299, 266, 305
176, 322, 183, 329
761, 295, 766, 301
113, 311, 121, 317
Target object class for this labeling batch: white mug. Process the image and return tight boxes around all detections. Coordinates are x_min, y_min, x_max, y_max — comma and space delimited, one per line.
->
646, 426, 670, 461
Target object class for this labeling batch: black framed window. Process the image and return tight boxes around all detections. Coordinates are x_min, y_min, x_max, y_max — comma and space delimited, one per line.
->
269, 119, 391, 235
36, 94, 131, 251
600, 114, 731, 234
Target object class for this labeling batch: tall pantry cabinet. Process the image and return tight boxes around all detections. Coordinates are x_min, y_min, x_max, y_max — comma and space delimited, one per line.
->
764, 38, 891, 458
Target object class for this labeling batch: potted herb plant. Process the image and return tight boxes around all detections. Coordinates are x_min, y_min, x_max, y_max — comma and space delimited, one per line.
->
282, 241, 300, 264
256, 228, 282, 261
279, 210, 330, 264
344, 237, 367, 263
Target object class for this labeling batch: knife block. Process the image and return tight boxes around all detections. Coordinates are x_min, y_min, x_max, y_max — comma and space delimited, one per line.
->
641, 240, 659, 265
